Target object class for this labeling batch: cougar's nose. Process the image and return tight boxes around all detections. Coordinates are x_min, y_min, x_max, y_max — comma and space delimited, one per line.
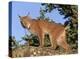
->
19, 15, 21, 18
18, 15, 21, 19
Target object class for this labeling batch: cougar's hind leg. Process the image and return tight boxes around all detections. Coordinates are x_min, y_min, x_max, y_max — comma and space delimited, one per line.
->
57, 36, 71, 53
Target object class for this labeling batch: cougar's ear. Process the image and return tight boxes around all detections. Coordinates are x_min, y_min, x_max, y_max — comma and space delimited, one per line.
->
27, 12, 30, 16
26, 12, 32, 20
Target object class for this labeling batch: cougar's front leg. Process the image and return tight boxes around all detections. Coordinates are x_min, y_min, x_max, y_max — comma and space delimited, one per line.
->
49, 34, 57, 49
37, 32, 44, 47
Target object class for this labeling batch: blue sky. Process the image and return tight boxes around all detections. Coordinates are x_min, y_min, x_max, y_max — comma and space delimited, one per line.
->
10, 1, 68, 43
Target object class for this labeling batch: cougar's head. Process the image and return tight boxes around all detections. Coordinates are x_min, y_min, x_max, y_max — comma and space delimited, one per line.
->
19, 14, 31, 29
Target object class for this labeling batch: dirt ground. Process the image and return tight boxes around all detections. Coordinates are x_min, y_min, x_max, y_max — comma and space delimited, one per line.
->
10, 45, 78, 58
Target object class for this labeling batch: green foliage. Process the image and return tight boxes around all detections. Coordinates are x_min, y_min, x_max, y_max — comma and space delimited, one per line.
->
65, 19, 78, 49
22, 34, 51, 47
37, 7, 56, 24
37, 8, 46, 19
22, 34, 39, 46
9, 36, 20, 48
41, 3, 78, 19
37, 8, 49, 20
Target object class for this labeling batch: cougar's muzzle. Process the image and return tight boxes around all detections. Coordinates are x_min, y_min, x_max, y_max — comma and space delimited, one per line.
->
20, 21, 26, 28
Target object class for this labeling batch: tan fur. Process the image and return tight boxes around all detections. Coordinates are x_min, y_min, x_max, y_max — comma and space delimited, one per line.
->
19, 16, 70, 52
